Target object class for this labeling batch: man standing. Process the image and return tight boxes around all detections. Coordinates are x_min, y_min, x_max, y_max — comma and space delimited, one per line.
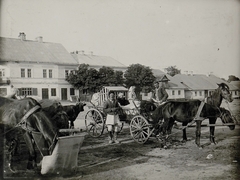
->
103, 91, 121, 144
151, 80, 169, 105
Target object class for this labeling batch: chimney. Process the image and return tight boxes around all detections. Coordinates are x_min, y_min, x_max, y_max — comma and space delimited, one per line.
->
35, 36, 43, 42
18, 32, 26, 41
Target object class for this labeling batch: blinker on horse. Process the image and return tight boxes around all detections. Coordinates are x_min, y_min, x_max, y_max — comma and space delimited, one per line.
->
0, 97, 59, 172
151, 100, 235, 147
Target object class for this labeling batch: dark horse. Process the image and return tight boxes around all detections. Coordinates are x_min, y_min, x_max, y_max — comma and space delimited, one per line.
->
205, 83, 233, 144
151, 100, 235, 147
39, 99, 70, 130
0, 97, 59, 171
62, 99, 86, 128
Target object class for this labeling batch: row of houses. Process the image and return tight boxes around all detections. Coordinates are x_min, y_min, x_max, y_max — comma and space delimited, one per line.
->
141, 70, 239, 100
0, 33, 239, 101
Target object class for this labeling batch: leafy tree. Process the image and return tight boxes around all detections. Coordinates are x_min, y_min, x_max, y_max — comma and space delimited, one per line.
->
66, 64, 101, 93
164, 66, 181, 76
124, 64, 155, 97
98, 66, 115, 86
228, 75, 240, 82
113, 70, 124, 86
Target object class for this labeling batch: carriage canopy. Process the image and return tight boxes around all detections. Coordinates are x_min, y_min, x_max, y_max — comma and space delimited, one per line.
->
98, 86, 128, 106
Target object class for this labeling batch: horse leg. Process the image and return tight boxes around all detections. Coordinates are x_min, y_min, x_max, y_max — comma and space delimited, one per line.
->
23, 133, 37, 169
166, 118, 175, 144
70, 120, 74, 128
209, 118, 217, 144
195, 120, 202, 147
182, 122, 188, 143
7, 138, 18, 173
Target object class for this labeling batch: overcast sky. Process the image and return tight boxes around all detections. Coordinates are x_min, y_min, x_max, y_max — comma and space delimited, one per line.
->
1, 0, 239, 79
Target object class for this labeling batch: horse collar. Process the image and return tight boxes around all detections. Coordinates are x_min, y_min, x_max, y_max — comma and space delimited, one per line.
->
16, 105, 41, 132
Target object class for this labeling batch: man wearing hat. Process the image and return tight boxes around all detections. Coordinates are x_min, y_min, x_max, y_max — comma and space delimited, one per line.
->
151, 80, 168, 105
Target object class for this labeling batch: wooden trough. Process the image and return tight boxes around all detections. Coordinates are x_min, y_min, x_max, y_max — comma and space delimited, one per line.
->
40, 130, 87, 175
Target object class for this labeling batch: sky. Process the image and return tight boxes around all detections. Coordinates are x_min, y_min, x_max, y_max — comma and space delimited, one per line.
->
1, 0, 240, 79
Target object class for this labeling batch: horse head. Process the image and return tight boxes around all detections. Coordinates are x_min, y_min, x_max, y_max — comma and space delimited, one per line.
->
219, 107, 235, 130
76, 101, 86, 112
52, 111, 70, 130
217, 83, 233, 103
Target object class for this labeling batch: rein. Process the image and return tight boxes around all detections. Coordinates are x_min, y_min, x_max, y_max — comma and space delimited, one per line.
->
0, 105, 41, 135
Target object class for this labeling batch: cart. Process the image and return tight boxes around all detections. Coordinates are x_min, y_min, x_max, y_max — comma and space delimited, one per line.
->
84, 86, 140, 137
129, 115, 164, 144
32, 129, 87, 175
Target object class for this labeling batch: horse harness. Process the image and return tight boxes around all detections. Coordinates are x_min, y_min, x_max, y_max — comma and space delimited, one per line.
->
15, 105, 58, 154
15, 105, 41, 132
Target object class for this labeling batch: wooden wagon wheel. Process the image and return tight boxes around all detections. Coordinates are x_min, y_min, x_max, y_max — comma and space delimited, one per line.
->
85, 108, 105, 137
130, 115, 151, 144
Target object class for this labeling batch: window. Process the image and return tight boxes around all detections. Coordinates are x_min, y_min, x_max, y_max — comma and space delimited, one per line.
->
0, 69, 5, 77
21, 69, 25, 77
21, 88, 32, 96
19, 88, 37, 96
195, 91, 197, 96
70, 88, 75, 95
172, 90, 175, 95
27, 69, 31, 78
235, 91, 237, 95
51, 88, 56, 96
0, 88, 7, 96
43, 69, 47, 78
65, 70, 69, 78
49, 69, 52, 78
199, 91, 202, 96
178, 90, 181, 95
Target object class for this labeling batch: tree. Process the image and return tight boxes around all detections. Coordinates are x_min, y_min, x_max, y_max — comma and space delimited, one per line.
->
228, 75, 240, 82
164, 66, 181, 76
124, 64, 155, 97
66, 64, 101, 93
113, 70, 124, 86
98, 66, 116, 86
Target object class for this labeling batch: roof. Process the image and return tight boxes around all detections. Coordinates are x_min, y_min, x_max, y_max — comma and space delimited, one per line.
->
0, 37, 78, 65
152, 69, 186, 89
155, 74, 170, 82
173, 74, 238, 90
152, 69, 165, 77
71, 53, 126, 68
229, 81, 240, 90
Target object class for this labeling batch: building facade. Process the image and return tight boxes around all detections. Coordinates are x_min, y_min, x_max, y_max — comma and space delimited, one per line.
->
0, 33, 79, 100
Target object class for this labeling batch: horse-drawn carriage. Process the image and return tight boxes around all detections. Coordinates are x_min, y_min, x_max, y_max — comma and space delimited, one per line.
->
84, 86, 140, 137
85, 83, 239, 147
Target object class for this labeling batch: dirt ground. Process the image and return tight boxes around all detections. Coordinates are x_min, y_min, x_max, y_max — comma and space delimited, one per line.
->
2, 100, 240, 180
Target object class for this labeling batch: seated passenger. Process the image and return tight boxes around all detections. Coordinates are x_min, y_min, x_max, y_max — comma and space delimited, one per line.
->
120, 86, 140, 109
91, 92, 100, 106
117, 93, 130, 106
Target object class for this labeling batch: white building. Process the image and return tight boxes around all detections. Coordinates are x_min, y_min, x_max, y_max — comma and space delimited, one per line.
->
0, 33, 79, 100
